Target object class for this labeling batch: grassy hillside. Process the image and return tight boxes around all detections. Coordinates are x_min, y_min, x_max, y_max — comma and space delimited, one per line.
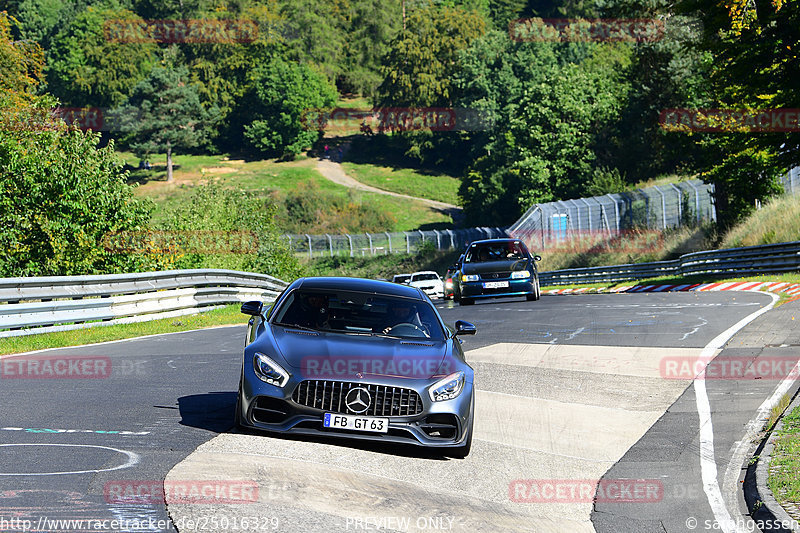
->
720, 194, 800, 248
341, 162, 460, 204
119, 152, 455, 233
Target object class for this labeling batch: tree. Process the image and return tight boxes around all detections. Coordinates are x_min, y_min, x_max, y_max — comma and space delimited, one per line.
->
0, 93, 154, 276
115, 64, 220, 181
0, 11, 44, 96
676, 0, 799, 228
377, 4, 487, 107
454, 31, 631, 224
242, 56, 337, 158
45, 5, 157, 108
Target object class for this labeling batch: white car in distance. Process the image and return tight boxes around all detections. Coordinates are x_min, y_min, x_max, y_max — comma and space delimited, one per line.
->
408, 271, 444, 299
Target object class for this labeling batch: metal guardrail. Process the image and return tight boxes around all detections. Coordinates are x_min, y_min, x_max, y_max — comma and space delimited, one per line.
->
539, 241, 800, 286
0, 269, 288, 338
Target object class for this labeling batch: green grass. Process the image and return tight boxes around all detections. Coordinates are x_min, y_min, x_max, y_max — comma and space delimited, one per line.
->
0, 305, 248, 356
341, 162, 460, 205
721, 194, 800, 248
768, 401, 800, 506
126, 153, 454, 232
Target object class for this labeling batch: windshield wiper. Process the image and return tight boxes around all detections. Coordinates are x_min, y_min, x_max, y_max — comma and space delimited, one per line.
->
274, 322, 319, 332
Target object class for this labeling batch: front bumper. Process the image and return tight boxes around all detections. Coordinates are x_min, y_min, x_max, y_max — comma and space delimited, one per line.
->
238, 378, 474, 449
459, 279, 535, 299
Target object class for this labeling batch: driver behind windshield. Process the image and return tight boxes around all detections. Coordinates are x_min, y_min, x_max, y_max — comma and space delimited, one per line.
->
279, 293, 331, 329
378, 300, 423, 335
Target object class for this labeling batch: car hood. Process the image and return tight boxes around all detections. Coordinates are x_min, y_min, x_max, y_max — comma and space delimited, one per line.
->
270, 326, 453, 380
462, 259, 528, 274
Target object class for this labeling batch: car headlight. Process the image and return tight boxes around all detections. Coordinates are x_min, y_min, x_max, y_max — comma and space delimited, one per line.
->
511, 270, 531, 279
253, 353, 290, 387
461, 274, 479, 282
429, 371, 466, 401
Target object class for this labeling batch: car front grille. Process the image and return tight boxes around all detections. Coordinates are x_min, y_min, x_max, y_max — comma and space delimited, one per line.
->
479, 272, 511, 280
292, 380, 424, 417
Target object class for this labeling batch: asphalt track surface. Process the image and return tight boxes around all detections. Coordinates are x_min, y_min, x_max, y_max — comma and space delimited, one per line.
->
1, 291, 797, 533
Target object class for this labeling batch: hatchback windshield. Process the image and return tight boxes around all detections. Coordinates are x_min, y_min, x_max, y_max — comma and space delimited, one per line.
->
465, 241, 528, 263
412, 273, 439, 282
272, 290, 444, 340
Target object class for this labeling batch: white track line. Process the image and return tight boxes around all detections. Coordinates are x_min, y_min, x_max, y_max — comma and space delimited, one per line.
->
694, 292, 778, 533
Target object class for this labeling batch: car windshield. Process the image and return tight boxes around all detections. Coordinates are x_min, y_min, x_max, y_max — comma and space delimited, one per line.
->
272, 289, 445, 340
393, 275, 411, 283
465, 242, 528, 263
412, 273, 439, 281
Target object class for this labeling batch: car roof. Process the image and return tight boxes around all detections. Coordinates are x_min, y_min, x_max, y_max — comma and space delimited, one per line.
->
411, 271, 438, 275
467, 238, 524, 246
293, 277, 425, 299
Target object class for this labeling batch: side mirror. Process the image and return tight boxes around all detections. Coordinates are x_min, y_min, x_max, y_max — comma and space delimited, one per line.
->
454, 320, 477, 336
241, 300, 264, 316
533, 255, 542, 261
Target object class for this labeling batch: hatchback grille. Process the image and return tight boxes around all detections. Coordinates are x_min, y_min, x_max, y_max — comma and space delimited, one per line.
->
479, 272, 511, 280
292, 380, 424, 417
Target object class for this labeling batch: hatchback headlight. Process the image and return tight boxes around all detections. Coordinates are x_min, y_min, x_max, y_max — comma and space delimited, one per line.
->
253, 353, 290, 387
429, 371, 466, 401
461, 274, 479, 282
511, 270, 531, 279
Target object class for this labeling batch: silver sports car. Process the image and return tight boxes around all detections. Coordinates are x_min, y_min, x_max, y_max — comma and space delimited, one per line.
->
237, 277, 476, 457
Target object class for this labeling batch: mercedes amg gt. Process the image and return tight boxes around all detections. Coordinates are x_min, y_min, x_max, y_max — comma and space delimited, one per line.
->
236, 277, 477, 457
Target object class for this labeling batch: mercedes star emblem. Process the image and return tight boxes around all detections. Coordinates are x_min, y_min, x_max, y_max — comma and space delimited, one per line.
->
345, 387, 371, 414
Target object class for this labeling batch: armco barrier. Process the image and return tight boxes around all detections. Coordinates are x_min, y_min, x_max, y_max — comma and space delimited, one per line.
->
0, 269, 288, 338
539, 241, 800, 286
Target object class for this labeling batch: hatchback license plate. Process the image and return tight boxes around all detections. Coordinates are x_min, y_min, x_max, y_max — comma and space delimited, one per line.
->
323, 413, 388, 433
483, 281, 509, 289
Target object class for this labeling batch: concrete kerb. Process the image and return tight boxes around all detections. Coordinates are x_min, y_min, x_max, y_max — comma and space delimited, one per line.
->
746, 389, 800, 532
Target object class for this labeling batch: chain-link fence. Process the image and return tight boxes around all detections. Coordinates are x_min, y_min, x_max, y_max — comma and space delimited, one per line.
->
508, 179, 716, 250
283, 227, 508, 258
782, 166, 800, 195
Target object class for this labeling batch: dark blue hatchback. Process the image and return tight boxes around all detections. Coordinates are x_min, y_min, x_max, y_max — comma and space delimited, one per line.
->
453, 239, 542, 305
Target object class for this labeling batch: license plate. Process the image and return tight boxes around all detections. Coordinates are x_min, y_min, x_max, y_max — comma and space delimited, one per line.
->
483, 281, 509, 289
323, 413, 388, 433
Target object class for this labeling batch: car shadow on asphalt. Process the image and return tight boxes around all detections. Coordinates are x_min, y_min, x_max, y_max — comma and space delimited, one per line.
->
177, 392, 237, 433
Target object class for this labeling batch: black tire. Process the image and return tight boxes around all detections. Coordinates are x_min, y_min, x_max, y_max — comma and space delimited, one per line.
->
448, 407, 474, 458
459, 298, 474, 306
234, 375, 244, 430
526, 294, 537, 301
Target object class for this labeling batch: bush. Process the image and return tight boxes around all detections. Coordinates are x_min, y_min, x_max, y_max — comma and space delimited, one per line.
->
0, 96, 155, 276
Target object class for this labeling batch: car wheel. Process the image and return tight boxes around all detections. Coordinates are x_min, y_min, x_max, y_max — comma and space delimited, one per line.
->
526, 294, 537, 301
459, 298, 474, 306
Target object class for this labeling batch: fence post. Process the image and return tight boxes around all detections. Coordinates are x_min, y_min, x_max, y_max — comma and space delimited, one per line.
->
325, 234, 333, 257
346, 234, 353, 257
418, 230, 424, 249
687, 181, 701, 223
433, 229, 441, 250
305, 234, 312, 259
579, 198, 592, 232
653, 185, 667, 229
606, 194, 620, 232
385, 232, 392, 254
404, 231, 410, 254
366, 232, 374, 255
447, 229, 455, 249
669, 183, 682, 224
